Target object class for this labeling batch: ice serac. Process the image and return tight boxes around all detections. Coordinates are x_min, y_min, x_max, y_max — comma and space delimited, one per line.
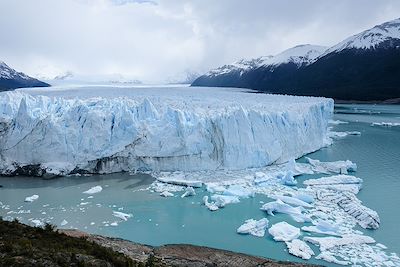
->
0, 86, 333, 175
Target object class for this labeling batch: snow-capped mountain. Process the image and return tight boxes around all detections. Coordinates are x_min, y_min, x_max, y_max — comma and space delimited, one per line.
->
193, 17, 400, 101
0, 61, 49, 91
204, 44, 327, 78
323, 18, 400, 55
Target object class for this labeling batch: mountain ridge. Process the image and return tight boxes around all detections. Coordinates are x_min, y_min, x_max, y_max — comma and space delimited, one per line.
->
192, 17, 400, 101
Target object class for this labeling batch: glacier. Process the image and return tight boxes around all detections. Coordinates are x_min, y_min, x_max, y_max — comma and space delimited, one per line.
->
0, 86, 333, 176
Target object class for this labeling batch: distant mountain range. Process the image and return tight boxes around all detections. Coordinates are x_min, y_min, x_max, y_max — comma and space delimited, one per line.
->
192, 18, 400, 101
0, 61, 49, 91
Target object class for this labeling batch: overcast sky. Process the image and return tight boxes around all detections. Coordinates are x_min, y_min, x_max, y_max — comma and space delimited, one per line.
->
0, 0, 400, 82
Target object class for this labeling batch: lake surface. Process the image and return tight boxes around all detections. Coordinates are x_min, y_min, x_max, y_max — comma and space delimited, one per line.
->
1, 103, 399, 266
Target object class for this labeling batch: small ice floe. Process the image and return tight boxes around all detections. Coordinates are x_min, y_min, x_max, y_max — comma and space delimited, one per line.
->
181, 187, 196, 198
203, 196, 219, 211
329, 120, 348, 125
270, 195, 313, 208
87, 196, 94, 199
328, 130, 361, 139
160, 191, 174, 197
261, 199, 310, 223
112, 211, 132, 221
156, 177, 202, 188
290, 193, 314, 204
304, 234, 375, 251
79, 202, 90, 206
301, 220, 340, 236
203, 194, 241, 211
237, 218, 269, 237
90, 222, 95, 225
223, 185, 254, 198
304, 174, 362, 186
110, 222, 118, 226
268, 221, 300, 242
315, 190, 380, 229
315, 252, 349, 265
286, 239, 315, 260
205, 183, 226, 193
24, 194, 39, 202
306, 158, 357, 174
83, 186, 103, 194
29, 219, 44, 227
279, 171, 297, 186
60, 219, 68, 226
371, 122, 400, 127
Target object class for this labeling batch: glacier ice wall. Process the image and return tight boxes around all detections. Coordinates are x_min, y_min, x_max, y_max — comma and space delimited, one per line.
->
0, 86, 333, 175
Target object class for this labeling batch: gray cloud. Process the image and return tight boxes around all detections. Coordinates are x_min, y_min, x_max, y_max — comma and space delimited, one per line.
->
0, 0, 399, 82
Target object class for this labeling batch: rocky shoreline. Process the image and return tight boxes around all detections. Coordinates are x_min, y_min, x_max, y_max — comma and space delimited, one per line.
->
61, 229, 317, 267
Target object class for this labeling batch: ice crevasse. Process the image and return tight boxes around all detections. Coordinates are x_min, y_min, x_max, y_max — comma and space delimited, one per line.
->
0, 87, 333, 176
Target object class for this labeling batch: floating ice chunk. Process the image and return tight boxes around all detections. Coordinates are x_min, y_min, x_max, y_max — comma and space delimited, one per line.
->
60, 219, 68, 226
268, 222, 300, 242
181, 187, 196, 198
203, 196, 219, 211
329, 120, 348, 125
157, 177, 202, 188
304, 174, 362, 186
30, 219, 44, 227
270, 195, 313, 208
210, 194, 240, 207
286, 159, 314, 175
279, 171, 297, 186
160, 191, 174, 197
304, 234, 375, 251
306, 158, 357, 174
328, 131, 361, 139
371, 122, 400, 127
24, 194, 39, 202
83, 186, 102, 194
315, 252, 349, 265
315, 189, 380, 229
302, 220, 340, 236
110, 222, 118, 226
112, 211, 132, 221
205, 183, 226, 193
261, 199, 310, 223
290, 193, 314, 204
223, 185, 254, 198
237, 218, 269, 237
286, 239, 315, 260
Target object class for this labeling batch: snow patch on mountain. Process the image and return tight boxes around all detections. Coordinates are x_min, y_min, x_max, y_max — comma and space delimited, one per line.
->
205, 44, 327, 77
322, 17, 400, 55
0, 61, 31, 80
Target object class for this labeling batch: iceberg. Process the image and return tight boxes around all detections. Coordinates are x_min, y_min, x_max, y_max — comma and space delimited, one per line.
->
261, 199, 311, 223
83, 186, 103, 194
286, 239, 315, 260
180, 186, 196, 198
0, 87, 333, 175
268, 221, 300, 242
315, 252, 349, 265
304, 234, 375, 251
24, 194, 39, 202
315, 189, 380, 229
112, 211, 132, 221
270, 195, 313, 208
305, 158, 357, 174
237, 218, 269, 237
160, 191, 174, 197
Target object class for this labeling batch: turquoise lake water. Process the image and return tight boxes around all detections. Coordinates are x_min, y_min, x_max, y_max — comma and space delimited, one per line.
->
1, 104, 399, 266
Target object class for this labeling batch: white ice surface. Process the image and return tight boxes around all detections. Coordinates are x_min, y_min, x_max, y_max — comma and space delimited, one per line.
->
83, 186, 103, 194
0, 86, 333, 174
112, 211, 132, 221
268, 221, 300, 242
24, 194, 39, 202
237, 218, 269, 237
286, 239, 315, 260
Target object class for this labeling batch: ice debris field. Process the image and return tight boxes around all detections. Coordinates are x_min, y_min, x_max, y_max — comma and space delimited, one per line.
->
0, 86, 399, 266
